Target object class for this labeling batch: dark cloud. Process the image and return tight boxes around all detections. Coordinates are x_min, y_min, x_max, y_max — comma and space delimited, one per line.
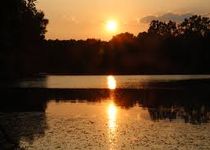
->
140, 13, 193, 23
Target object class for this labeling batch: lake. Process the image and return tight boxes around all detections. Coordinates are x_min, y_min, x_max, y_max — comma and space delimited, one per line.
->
1, 75, 210, 149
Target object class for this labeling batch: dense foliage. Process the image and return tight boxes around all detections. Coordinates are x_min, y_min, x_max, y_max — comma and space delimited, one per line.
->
1, 0, 210, 78
0, 0, 48, 79
42, 15, 210, 74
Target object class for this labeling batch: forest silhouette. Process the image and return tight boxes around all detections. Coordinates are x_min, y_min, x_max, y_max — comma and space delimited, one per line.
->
1, 0, 210, 80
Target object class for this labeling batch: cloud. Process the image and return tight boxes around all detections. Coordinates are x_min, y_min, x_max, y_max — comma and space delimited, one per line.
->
140, 13, 193, 23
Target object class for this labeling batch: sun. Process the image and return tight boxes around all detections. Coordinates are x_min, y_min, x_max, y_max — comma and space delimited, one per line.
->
106, 20, 118, 33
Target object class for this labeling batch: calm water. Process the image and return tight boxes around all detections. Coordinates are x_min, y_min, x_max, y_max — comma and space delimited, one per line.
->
19, 75, 210, 89
1, 75, 210, 149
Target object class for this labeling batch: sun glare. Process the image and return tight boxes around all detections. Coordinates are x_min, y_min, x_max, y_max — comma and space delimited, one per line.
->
107, 75, 117, 90
106, 20, 118, 33
107, 102, 117, 130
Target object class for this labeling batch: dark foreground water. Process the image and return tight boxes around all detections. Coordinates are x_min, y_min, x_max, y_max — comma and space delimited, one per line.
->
1, 75, 210, 149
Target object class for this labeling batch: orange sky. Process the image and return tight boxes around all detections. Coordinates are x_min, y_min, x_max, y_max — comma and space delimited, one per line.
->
37, 0, 210, 41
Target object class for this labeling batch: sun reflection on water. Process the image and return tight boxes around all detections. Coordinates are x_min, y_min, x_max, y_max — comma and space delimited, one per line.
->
107, 101, 118, 149
106, 75, 118, 148
107, 102, 117, 130
107, 75, 117, 90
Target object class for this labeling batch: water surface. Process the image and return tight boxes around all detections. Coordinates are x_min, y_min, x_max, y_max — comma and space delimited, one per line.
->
1, 75, 210, 149
18, 75, 210, 89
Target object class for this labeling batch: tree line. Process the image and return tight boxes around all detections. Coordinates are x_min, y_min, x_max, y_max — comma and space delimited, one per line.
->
1, 0, 210, 80
41, 15, 210, 75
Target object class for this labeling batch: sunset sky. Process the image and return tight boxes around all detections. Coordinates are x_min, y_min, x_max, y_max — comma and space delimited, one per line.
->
37, 0, 210, 41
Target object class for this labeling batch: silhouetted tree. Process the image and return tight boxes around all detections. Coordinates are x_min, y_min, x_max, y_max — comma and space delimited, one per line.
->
148, 20, 177, 37
0, 0, 48, 79
178, 15, 210, 37
2, 10, 210, 77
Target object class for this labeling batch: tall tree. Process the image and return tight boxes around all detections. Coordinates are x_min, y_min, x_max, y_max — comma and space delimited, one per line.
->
148, 20, 177, 37
0, 0, 48, 79
178, 15, 210, 37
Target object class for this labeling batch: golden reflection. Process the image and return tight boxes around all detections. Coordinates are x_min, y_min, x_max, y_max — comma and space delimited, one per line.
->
107, 102, 117, 130
107, 75, 117, 90
107, 101, 118, 149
